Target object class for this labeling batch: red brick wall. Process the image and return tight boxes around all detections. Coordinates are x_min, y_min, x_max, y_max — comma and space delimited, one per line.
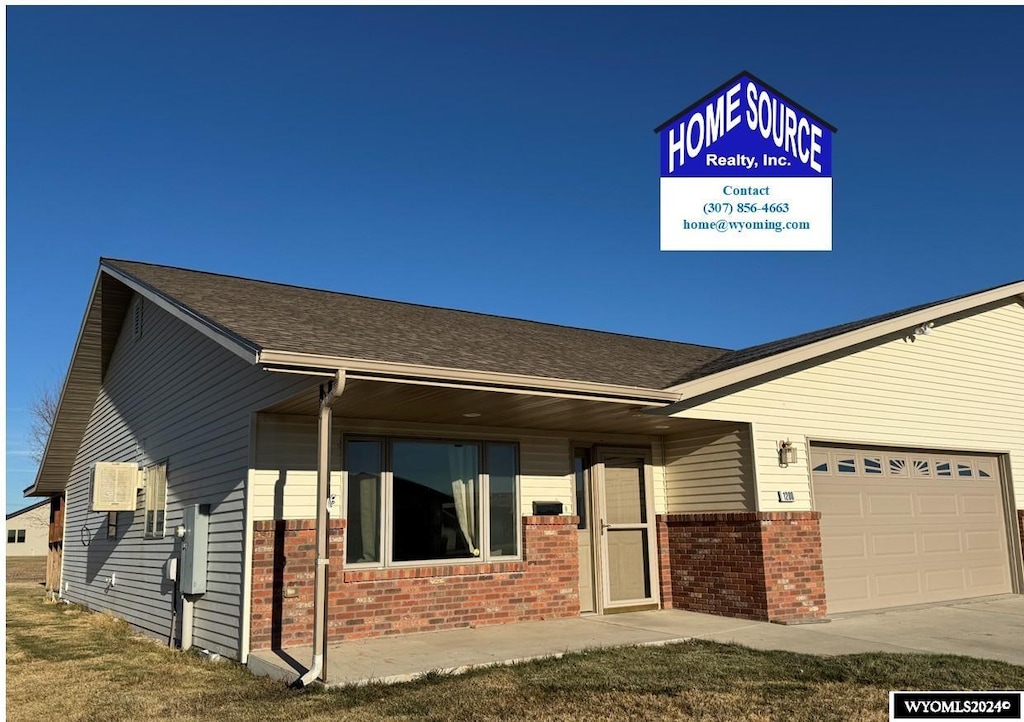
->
657, 512, 826, 623
250, 515, 579, 651
760, 513, 827, 622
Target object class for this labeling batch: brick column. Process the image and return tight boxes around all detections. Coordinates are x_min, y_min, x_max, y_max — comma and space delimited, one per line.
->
250, 519, 345, 652
657, 512, 826, 623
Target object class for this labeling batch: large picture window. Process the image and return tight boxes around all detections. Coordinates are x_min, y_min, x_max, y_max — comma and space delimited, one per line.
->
344, 437, 519, 566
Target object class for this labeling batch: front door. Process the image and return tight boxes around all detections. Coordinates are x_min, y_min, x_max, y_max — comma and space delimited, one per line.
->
595, 448, 658, 611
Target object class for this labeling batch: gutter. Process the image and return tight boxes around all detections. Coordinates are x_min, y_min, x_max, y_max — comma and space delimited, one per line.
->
294, 369, 346, 688
258, 350, 680, 406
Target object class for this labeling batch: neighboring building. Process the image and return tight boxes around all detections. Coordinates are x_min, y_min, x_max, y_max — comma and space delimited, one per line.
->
6, 499, 51, 557
27, 259, 1024, 668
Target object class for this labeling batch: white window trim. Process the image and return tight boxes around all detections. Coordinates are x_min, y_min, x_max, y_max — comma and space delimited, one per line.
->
342, 435, 521, 569
144, 462, 168, 539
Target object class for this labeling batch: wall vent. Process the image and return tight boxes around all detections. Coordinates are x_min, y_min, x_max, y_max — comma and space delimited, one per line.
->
132, 298, 144, 340
91, 462, 140, 512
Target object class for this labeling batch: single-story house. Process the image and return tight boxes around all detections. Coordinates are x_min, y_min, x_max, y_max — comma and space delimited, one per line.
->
6, 498, 51, 557
28, 259, 1024, 675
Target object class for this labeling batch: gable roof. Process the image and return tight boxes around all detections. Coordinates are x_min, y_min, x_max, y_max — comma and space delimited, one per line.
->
102, 259, 731, 391
7, 498, 50, 520
653, 70, 838, 135
27, 257, 1023, 498
661, 278, 1024, 408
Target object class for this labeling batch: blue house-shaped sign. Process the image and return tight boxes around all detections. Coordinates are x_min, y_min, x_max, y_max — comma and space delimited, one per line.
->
655, 71, 836, 179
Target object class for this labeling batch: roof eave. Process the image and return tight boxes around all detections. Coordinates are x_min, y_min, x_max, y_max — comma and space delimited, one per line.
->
258, 349, 682, 405
657, 282, 1024, 412
100, 260, 262, 364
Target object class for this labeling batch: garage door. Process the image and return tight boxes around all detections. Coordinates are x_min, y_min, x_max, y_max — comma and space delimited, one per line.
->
812, 445, 1012, 614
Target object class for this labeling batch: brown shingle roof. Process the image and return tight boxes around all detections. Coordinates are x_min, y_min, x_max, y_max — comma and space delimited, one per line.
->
103, 259, 731, 389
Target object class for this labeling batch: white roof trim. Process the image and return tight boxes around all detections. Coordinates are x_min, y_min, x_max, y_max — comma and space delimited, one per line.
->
101, 263, 260, 364
659, 282, 1024, 412
258, 349, 681, 405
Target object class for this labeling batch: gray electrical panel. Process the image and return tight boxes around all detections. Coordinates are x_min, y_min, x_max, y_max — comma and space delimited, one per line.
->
181, 504, 210, 595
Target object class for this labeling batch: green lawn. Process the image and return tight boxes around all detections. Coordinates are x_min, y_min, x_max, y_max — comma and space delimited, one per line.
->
7, 580, 1024, 721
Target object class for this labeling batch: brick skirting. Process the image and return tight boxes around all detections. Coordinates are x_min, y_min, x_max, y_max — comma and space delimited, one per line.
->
657, 512, 827, 623
250, 515, 580, 651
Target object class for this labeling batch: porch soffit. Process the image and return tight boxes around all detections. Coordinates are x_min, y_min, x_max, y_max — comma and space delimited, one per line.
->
258, 378, 719, 437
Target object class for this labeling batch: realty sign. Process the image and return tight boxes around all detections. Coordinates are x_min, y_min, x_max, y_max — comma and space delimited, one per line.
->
656, 71, 835, 251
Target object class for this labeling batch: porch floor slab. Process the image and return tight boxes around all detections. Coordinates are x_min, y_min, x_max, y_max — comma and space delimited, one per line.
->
247, 595, 1024, 687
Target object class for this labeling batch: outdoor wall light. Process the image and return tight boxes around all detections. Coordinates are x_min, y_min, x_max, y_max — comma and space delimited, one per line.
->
778, 440, 797, 467
914, 322, 935, 336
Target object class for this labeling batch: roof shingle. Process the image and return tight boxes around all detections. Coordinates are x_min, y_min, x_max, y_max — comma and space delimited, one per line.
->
104, 259, 731, 390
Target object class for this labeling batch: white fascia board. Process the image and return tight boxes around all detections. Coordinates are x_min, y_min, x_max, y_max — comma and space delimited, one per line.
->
257, 349, 680, 405
660, 283, 1024, 412
100, 263, 260, 364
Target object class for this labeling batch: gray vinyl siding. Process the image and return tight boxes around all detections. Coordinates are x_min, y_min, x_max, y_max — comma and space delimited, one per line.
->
61, 297, 316, 659
663, 422, 756, 512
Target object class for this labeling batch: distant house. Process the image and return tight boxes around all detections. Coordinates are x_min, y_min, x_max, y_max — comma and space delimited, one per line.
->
27, 259, 1024, 674
6, 499, 51, 557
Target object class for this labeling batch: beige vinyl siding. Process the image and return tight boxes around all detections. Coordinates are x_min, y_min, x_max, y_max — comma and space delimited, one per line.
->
519, 437, 572, 517
61, 299, 317, 660
251, 415, 342, 521
670, 301, 1024, 512
251, 415, 665, 521
663, 422, 756, 512
252, 416, 574, 520
6, 503, 51, 557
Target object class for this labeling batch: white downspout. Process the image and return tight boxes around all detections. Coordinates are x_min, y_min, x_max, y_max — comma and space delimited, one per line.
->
295, 370, 345, 688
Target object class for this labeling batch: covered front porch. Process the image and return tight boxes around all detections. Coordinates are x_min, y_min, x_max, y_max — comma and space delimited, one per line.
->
245, 374, 766, 665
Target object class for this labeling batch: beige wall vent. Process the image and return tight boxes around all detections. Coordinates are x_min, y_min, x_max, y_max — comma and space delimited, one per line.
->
92, 462, 140, 512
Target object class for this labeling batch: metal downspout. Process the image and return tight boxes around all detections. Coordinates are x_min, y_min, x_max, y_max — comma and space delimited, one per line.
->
295, 370, 345, 688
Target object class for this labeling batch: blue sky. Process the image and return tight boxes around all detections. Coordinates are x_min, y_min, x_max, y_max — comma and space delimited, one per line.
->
6, 6, 1024, 512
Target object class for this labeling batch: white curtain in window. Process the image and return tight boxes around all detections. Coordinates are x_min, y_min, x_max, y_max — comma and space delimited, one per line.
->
359, 474, 378, 562
449, 445, 479, 556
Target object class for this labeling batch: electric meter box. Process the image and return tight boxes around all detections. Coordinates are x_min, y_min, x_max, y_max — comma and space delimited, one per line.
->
181, 504, 210, 595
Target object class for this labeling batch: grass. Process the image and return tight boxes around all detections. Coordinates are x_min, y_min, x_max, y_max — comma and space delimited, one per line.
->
7, 579, 1024, 721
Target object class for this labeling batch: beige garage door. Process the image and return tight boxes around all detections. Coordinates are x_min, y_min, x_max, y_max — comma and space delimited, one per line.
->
812, 445, 1012, 614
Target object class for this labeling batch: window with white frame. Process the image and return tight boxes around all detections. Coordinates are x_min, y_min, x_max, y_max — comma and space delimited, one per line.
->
8, 530, 26, 543
344, 437, 519, 566
144, 463, 168, 538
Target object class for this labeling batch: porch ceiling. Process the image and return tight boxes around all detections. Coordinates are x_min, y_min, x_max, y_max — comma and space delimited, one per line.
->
261, 378, 704, 436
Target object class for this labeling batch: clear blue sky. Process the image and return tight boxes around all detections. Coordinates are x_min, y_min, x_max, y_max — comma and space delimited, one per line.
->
6, 6, 1024, 512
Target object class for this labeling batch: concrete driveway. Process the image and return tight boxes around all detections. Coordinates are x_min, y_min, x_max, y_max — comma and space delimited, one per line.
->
249, 594, 1024, 686
694, 594, 1024, 666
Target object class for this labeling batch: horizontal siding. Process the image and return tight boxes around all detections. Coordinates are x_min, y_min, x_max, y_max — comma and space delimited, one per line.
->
663, 422, 755, 512
673, 301, 1024, 512
252, 415, 586, 521
519, 436, 572, 516
62, 297, 316, 660
6, 504, 51, 556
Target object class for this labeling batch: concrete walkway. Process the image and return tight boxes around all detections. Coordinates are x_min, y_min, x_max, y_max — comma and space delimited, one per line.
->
247, 594, 1024, 687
